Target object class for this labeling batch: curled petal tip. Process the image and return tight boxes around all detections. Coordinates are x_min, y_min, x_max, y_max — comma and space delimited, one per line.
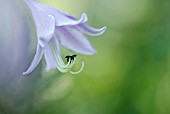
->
23, 72, 26, 75
77, 24, 106, 36
77, 13, 88, 24
103, 26, 107, 31
99, 26, 107, 35
23, 72, 29, 76
59, 12, 88, 26
81, 13, 88, 22
23, 68, 33, 76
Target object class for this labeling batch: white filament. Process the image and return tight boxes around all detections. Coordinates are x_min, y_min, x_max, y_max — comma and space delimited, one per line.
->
50, 41, 84, 74
69, 61, 84, 74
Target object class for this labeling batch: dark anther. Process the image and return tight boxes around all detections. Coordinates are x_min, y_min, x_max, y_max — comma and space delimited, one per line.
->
71, 54, 77, 61
65, 54, 77, 63
65, 55, 71, 62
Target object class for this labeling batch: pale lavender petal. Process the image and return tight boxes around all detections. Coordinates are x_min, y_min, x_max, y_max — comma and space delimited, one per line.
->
23, 44, 43, 75
55, 13, 87, 26
24, 0, 55, 47
77, 24, 106, 36
52, 35, 61, 54
37, 15, 55, 47
44, 42, 57, 71
55, 26, 96, 55
31, 0, 88, 26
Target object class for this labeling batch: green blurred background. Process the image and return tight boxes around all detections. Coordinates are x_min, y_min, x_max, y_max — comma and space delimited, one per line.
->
33, 0, 170, 114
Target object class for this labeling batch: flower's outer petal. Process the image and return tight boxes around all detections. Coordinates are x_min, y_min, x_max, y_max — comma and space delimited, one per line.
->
77, 24, 106, 36
23, 44, 43, 75
55, 13, 88, 26
44, 42, 57, 71
24, 0, 55, 47
32, 1, 88, 26
56, 26, 96, 55
37, 15, 55, 47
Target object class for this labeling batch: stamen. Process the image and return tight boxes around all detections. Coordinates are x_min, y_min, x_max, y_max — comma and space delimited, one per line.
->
69, 61, 84, 74
50, 42, 70, 68
65, 54, 77, 63
50, 41, 84, 74
65, 55, 84, 74
65, 55, 70, 62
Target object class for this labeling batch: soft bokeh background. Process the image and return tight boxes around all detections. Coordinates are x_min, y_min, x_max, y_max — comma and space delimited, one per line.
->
1, 0, 170, 114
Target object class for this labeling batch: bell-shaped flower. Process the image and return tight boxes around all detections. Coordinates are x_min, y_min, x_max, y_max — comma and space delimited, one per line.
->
23, 0, 106, 75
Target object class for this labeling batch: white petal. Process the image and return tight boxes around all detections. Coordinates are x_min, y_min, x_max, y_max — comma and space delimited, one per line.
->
77, 24, 106, 36
30, 0, 88, 26
23, 44, 43, 75
44, 42, 57, 71
56, 26, 96, 55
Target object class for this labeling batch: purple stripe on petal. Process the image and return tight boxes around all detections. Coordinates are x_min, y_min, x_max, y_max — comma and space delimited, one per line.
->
55, 26, 96, 55
77, 24, 106, 36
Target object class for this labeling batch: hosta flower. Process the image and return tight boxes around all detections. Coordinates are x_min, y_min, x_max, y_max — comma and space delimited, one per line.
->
23, 0, 106, 75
